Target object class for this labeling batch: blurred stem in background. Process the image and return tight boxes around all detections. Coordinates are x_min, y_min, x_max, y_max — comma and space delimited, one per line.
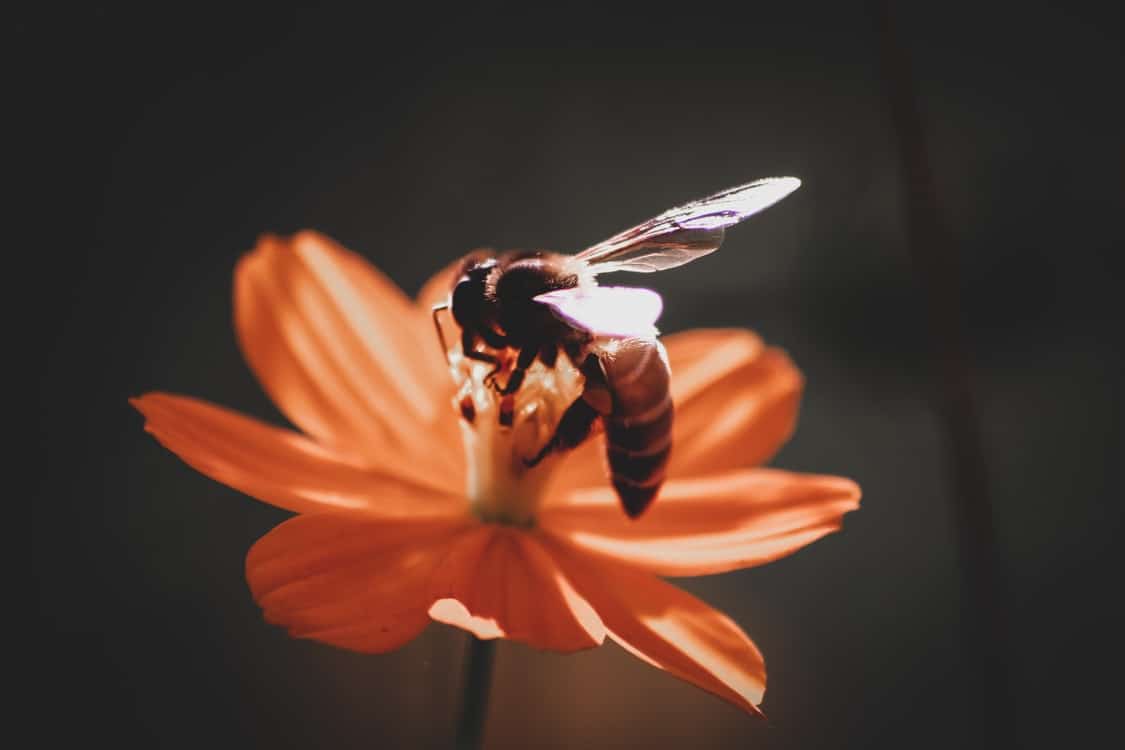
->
455, 636, 495, 750
875, 3, 1015, 746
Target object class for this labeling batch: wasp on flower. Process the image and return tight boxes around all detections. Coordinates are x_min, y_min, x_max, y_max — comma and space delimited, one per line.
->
132, 178, 860, 717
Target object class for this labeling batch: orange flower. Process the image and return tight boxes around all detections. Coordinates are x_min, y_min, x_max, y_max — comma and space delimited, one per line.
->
132, 231, 860, 716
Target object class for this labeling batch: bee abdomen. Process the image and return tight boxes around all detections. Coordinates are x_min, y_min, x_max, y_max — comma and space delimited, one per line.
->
602, 340, 673, 518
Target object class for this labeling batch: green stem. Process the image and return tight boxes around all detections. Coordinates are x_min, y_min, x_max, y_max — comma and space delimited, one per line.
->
454, 636, 496, 750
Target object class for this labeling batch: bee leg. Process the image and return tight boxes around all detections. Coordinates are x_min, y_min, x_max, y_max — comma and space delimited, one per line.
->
525, 356, 612, 467
498, 346, 538, 396
539, 342, 559, 368
460, 330, 507, 387
524, 396, 601, 467
467, 353, 505, 390
464, 349, 499, 366
480, 326, 508, 350
461, 330, 499, 364
464, 328, 514, 387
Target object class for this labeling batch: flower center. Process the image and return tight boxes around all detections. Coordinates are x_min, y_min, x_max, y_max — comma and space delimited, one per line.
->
449, 349, 584, 526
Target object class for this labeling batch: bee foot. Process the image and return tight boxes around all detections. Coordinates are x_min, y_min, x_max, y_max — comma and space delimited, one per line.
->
523, 447, 549, 468
498, 394, 515, 428
458, 394, 476, 424
484, 369, 503, 392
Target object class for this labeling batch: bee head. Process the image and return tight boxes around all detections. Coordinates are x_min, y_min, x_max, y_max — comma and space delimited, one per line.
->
450, 256, 498, 329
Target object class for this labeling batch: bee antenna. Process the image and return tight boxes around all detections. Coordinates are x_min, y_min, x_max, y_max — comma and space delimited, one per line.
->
431, 303, 453, 368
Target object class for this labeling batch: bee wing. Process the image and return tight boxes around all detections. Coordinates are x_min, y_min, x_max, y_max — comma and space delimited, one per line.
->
534, 286, 663, 338
573, 176, 801, 274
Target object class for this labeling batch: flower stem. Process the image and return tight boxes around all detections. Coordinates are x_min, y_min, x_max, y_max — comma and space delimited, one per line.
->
875, 2, 1012, 744
454, 636, 496, 750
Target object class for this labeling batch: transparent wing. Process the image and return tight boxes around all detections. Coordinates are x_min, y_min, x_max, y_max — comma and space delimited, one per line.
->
534, 286, 663, 338
574, 176, 801, 274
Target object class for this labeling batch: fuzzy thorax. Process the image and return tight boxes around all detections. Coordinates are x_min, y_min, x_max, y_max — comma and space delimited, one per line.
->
450, 350, 585, 526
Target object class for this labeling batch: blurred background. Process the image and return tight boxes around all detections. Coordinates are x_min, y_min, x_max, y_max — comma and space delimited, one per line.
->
23, 4, 1122, 749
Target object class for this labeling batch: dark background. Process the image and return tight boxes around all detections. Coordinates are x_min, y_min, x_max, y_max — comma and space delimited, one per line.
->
24, 4, 1123, 749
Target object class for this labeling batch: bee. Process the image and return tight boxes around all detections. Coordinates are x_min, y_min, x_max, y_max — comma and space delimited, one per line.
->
434, 177, 801, 518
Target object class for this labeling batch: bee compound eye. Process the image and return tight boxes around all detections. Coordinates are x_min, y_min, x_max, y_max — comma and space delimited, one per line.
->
451, 277, 483, 326
450, 279, 469, 323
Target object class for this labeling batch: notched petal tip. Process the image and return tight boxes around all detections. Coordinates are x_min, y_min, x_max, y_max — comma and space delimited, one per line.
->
833, 475, 863, 503
129, 391, 165, 416
543, 537, 767, 716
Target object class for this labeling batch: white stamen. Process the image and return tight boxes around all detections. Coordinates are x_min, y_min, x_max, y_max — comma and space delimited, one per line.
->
448, 349, 585, 526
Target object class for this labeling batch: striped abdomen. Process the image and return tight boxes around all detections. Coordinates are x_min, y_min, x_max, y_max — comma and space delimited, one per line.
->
601, 339, 673, 518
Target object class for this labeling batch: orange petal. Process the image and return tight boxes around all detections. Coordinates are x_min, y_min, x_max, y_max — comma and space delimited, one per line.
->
666, 328, 765, 403
246, 514, 465, 653
543, 536, 767, 715
666, 329, 803, 476
413, 255, 472, 480
427, 525, 605, 652
540, 469, 860, 576
415, 255, 465, 312
544, 329, 803, 503
234, 231, 460, 471
132, 392, 463, 516
542, 430, 607, 502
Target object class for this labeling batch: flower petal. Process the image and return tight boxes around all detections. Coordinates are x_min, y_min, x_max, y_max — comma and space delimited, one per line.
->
427, 525, 605, 652
540, 469, 860, 576
415, 255, 464, 312
132, 392, 463, 516
234, 231, 460, 470
414, 255, 471, 480
666, 328, 765, 403
543, 537, 767, 715
665, 330, 803, 476
545, 329, 803, 502
246, 514, 465, 653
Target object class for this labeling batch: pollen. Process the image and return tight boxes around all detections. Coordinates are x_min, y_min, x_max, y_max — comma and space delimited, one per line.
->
449, 348, 585, 526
